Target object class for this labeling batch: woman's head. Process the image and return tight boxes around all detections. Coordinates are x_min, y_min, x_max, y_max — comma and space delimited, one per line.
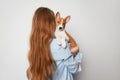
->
27, 7, 56, 80
31, 7, 56, 39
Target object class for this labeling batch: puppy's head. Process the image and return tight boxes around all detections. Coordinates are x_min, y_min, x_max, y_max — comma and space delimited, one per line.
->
55, 12, 71, 31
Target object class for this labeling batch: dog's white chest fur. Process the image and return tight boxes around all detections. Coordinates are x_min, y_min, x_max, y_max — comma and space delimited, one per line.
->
55, 28, 69, 48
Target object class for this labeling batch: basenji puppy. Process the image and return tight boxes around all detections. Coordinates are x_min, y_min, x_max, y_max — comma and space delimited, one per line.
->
55, 12, 79, 55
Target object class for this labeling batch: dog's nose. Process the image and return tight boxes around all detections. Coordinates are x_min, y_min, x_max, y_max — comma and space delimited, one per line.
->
59, 27, 63, 30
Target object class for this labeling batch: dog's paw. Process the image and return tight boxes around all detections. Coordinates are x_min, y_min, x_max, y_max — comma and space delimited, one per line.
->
57, 42, 61, 45
61, 40, 67, 48
62, 43, 67, 48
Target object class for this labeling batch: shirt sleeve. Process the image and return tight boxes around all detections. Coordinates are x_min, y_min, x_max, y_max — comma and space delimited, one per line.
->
64, 51, 83, 74
50, 39, 83, 74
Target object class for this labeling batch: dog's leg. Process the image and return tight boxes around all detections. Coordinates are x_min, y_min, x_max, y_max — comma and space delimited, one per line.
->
56, 36, 62, 45
61, 37, 66, 48
55, 31, 62, 45
65, 31, 79, 55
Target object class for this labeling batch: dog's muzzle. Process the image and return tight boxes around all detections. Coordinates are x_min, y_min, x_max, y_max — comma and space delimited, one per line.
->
59, 27, 63, 31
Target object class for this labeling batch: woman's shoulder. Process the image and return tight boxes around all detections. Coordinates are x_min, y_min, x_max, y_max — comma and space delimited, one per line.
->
50, 38, 60, 50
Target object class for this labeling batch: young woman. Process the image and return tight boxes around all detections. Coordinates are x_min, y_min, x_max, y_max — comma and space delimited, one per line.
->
27, 7, 82, 80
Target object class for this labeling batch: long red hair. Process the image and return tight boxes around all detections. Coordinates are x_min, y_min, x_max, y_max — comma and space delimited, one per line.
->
27, 7, 56, 80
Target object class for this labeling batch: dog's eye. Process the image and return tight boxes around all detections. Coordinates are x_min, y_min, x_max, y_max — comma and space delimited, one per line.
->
62, 23, 65, 26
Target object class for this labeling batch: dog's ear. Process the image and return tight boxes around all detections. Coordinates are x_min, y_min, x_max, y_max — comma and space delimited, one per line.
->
56, 12, 60, 20
65, 16, 71, 23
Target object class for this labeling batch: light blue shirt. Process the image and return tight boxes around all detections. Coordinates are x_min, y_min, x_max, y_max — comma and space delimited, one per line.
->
50, 38, 82, 80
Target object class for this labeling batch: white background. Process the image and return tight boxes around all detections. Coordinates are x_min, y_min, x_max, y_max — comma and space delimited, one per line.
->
0, 0, 120, 80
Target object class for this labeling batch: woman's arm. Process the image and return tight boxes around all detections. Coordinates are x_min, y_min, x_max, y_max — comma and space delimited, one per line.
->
50, 38, 82, 74
64, 51, 82, 74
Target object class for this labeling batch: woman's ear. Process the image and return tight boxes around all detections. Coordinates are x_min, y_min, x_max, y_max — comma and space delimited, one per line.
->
65, 16, 71, 23
56, 12, 60, 20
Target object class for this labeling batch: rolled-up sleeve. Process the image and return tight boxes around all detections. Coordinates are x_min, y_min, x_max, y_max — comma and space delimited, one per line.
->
64, 51, 83, 74
50, 39, 83, 80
